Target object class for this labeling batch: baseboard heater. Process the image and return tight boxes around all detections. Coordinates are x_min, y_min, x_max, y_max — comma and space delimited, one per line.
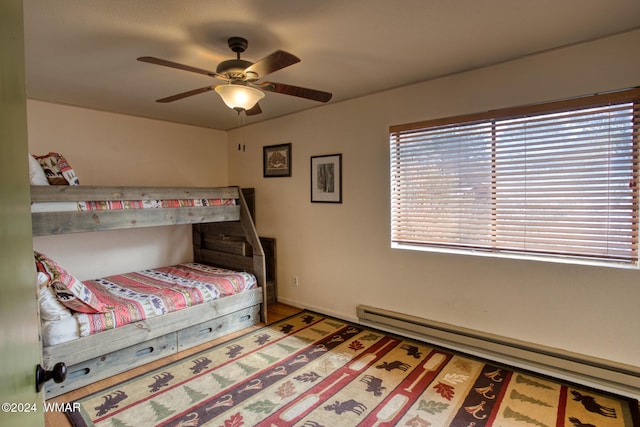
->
356, 304, 640, 398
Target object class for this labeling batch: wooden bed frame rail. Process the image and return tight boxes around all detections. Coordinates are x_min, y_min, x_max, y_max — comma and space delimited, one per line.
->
30, 185, 241, 236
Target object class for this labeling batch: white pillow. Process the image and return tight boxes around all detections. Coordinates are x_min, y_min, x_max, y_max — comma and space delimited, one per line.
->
41, 317, 79, 346
28, 154, 50, 185
39, 286, 72, 322
36, 272, 50, 288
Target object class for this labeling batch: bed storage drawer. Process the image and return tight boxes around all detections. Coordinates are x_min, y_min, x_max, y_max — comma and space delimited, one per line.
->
177, 304, 260, 351
45, 333, 177, 398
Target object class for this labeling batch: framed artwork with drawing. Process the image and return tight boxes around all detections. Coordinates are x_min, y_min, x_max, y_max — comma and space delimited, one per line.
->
263, 143, 292, 177
310, 153, 342, 203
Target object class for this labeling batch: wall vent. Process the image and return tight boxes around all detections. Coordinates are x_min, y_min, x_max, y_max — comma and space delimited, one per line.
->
357, 304, 639, 398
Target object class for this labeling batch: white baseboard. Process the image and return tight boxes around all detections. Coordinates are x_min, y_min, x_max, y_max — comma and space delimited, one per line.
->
276, 297, 359, 323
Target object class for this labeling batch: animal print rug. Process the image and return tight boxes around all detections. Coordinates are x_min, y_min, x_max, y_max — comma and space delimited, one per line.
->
67, 311, 639, 426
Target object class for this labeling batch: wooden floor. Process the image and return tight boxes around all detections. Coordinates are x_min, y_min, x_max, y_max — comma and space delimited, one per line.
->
44, 303, 302, 427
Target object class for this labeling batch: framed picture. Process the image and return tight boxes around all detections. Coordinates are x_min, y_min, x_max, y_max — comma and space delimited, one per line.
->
263, 143, 292, 177
311, 154, 342, 203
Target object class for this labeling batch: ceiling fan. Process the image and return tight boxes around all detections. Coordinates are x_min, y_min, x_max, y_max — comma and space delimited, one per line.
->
137, 37, 332, 115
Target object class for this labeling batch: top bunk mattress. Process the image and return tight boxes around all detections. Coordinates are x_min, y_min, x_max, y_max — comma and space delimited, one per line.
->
31, 197, 236, 213
30, 185, 243, 235
40, 261, 257, 347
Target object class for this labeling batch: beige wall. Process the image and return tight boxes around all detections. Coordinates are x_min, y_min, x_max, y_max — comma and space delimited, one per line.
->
227, 29, 640, 368
25, 29, 640, 371
28, 101, 228, 278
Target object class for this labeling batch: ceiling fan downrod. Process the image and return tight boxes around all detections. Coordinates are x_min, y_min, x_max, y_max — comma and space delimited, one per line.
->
216, 37, 252, 77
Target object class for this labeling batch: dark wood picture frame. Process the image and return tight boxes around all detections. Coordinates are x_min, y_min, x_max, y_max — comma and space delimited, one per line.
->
263, 143, 292, 177
310, 153, 342, 203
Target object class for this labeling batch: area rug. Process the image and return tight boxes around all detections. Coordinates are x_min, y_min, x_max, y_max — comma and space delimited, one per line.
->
67, 311, 639, 426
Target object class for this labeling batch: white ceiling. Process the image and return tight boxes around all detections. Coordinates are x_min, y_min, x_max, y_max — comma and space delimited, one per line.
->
23, 0, 640, 131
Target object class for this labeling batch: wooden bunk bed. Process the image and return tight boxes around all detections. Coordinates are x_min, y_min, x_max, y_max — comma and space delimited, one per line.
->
31, 185, 266, 398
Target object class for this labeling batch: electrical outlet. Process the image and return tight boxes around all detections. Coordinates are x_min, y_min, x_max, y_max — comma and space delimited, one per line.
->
292, 275, 299, 288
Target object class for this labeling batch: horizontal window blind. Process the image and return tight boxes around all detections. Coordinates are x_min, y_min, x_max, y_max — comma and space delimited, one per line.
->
390, 89, 640, 265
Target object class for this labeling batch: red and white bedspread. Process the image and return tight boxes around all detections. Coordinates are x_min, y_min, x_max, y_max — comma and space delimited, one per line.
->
31, 198, 235, 213
79, 198, 234, 211
42, 263, 256, 345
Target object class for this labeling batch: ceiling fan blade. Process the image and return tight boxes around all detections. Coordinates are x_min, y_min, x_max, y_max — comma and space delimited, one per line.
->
260, 82, 332, 103
156, 85, 217, 103
245, 103, 262, 116
244, 50, 300, 78
137, 56, 224, 79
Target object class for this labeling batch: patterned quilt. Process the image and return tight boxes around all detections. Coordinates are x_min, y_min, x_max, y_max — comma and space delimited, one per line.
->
78, 198, 235, 211
31, 198, 236, 214
75, 263, 256, 337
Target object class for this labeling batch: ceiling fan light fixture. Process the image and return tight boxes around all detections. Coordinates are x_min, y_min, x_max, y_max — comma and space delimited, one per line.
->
215, 84, 264, 111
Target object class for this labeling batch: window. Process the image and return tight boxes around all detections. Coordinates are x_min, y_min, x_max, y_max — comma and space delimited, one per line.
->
389, 88, 640, 266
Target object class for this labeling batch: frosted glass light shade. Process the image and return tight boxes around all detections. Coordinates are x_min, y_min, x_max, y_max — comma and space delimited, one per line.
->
215, 84, 265, 111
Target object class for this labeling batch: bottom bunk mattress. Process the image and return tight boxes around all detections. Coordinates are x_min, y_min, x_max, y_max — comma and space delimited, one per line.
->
38, 257, 257, 347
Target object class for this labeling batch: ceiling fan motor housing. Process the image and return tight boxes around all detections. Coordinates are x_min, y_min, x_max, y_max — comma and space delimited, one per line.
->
216, 59, 253, 77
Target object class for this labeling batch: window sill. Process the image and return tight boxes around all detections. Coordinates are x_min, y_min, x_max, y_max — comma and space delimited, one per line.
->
391, 243, 638, 270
